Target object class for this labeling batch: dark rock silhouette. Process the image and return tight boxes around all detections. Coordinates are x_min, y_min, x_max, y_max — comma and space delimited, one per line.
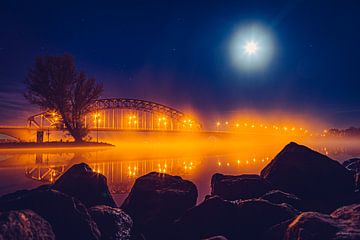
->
174, 196, 239, 239
202, 236, 228, 240
53, 162, 116, 208
235, 198, 298, 239
89, 205, 133, 240
0, 209, 55, 240
121, 172, 198, 239
285, 204, 360, 239
0, 189, 101, 240
261, 190, 303, 210
286, 212, 339, 240
211, 173, 273, 200
260, 142, 354, 212
343, 158, 360, 192
343, 158, 360, 172
264, 218, 294, 240
175, 195, 297, 240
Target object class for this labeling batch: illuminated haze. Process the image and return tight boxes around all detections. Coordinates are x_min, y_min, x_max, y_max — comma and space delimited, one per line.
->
0, 1, 359, 128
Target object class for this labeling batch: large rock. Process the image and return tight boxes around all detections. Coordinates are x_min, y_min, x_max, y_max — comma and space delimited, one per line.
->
53, 163, 116, 208
286, 212, 339, 240
174, 196, 239, 240
202, 236, 228, 240
121, 172, 198, 239
260, 142, 354, 212
89, 205, 132, 240
264, 219, 294, 240
0, 189, 101, 240
343, 158, 360, 173
235, 199, 298, 239
285, 204, 360, 239
0, 209, 55, 240
343, 158, 360, 192
211, 173, 273, 200
174, 196, 298, 240
261, 190, 303, 210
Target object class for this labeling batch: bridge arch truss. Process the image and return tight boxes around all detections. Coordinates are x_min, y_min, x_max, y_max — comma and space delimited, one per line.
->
28, 98, 201, 131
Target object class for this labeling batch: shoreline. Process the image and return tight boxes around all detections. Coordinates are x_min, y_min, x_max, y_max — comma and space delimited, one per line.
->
0, 141, 114, 149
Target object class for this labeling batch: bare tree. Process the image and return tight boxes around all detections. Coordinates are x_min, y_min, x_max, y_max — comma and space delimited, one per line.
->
24, 54, 103, 142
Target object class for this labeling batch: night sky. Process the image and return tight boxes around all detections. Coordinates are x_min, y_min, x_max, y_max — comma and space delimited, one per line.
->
1, 1, 359, 127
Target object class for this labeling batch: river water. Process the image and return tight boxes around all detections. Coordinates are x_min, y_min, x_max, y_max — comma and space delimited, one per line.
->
0, 136, 359, 205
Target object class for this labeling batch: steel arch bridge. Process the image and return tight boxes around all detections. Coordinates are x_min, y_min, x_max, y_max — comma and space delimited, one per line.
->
27, 98, 201, 131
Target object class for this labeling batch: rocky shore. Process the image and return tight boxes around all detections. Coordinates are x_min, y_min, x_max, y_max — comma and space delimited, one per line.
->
1, 142, 360, 240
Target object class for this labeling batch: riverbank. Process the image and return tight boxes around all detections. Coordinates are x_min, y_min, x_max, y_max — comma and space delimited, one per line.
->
0, 141, 114, 149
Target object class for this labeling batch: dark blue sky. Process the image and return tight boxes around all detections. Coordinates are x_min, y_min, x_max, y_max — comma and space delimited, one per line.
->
0, 1, 359, 126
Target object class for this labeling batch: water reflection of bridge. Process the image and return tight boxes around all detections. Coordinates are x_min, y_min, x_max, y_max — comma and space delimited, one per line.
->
25, 158, 198, 194
21, 147, 275, 195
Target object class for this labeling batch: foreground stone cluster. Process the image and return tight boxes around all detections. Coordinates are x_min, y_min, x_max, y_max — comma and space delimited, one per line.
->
0, 163, 131, 240
1, 142, 360, 240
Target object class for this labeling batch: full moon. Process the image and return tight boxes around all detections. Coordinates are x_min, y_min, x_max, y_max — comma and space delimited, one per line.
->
229, 24, 274, 71
244, 41, 258, 55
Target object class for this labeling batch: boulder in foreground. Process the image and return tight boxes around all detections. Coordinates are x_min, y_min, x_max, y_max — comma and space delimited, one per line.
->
0, 209, 55, 240
89, 205, 133, 240
260, 142, 354, 212
343, 158, 360, 192
53, 162, 116, 208
261, 190, 303, 210
211, 173, 273, 200
121, 172, 198, 239
285, 204, 360, 239
343, 158, 360, 173
0, 189, 101, 240
202, 236, 228, 240
174, 196, 238, 240
175, 196, 298, 240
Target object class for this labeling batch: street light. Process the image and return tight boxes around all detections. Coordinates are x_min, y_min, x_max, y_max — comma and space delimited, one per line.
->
127, 115, 138, 129
216, 122, 220, 131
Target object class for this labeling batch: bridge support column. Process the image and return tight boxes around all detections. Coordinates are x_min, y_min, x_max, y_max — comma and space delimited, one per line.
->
36, 130, 44, 143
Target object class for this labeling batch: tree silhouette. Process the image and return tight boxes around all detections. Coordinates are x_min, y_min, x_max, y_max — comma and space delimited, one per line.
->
24, 54, 103, 142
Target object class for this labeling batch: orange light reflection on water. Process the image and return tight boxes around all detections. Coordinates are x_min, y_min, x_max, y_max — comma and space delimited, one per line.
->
0, 134, 359, 203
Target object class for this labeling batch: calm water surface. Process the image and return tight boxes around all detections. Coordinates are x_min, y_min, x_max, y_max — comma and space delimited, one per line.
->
0, 137, 359, 205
